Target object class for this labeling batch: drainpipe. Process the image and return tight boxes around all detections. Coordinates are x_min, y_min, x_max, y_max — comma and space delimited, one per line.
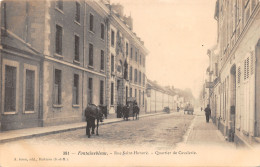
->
0, 1, 2, 132
82, 1, 86, 120
105, 17, 109, 114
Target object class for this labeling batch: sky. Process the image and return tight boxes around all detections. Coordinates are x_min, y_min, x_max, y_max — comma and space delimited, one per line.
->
111, 0, 217, 98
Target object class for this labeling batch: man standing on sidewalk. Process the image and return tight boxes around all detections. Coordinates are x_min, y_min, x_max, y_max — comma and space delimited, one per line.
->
204, 104, 211, 123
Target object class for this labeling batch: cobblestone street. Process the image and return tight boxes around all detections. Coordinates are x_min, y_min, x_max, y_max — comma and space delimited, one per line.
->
0, 113, 194, 151
0, 113, 198, 166
1, 112, 260, 166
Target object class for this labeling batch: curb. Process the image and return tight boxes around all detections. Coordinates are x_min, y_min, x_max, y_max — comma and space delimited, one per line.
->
0, 112, 167, 144
183, 115, 196, 144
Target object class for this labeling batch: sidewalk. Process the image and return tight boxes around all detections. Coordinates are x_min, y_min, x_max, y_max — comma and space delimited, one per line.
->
0, 111, 166, 143
183, 110, 234, 148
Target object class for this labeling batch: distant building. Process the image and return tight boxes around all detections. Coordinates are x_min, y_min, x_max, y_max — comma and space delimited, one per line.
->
146, 80, 177, 113
205, 45, 219, 124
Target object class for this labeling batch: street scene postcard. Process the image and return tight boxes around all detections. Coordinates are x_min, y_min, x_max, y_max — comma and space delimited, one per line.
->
1, 0, 260, 166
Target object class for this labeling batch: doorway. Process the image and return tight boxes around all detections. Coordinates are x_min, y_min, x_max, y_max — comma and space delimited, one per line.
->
229, 65, 236, 142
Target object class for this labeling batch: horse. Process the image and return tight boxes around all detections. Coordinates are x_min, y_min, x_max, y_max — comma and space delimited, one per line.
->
122, 105, 130, 121
133, 105, 140, 120
85, 104, 105, 138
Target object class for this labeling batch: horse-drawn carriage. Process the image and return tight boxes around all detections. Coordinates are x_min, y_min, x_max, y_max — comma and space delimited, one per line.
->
126, 97, 136, 117
117, 97, 139, 120
163, 106, 170, 113
184, 103, 194, 115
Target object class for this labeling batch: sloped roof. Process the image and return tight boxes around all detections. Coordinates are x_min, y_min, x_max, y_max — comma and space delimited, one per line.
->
147, 79, 175, 96
1, 30, 41, 57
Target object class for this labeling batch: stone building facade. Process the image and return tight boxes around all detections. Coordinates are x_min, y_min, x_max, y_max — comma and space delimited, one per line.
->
0, 0, 148, 131
1, 1, 46, 130
96, 2, 148, 115
207, 0, 260, 146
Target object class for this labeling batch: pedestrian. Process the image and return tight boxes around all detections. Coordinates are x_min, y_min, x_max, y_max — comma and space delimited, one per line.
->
204, 104, 211, 123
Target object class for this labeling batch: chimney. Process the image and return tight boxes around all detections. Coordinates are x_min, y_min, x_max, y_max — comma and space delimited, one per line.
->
100, 0, 110, 8
111, 3, 124, 18
123, 15, 133, 30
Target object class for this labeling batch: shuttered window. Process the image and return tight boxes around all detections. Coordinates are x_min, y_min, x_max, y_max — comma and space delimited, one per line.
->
111, 54, 114, 73
89, 43, 93, 66
129, 66, 133, 81
89, 13, 94, 31
101, 23, 105, 40
25, 70, 35, 111
135, 51, 138, 62
55, 25, 62, 55
54, 69, 62, 105
126, 42, 128, 56
73, 74, 79, 105
88, 78, 93, 104
111, 30, 115, 47
244, 57, 250, 80
5, 66, 17, 111
130, 47, 133, 59
75, 2, 80, 23
130, 87, 132, 97
139, 71, 141, 85
143, 73, 145, 86
101, 50, 104, 71
134, 69, 137, 83
74, 35, 79, 61
56, 0, 63, 11
111, 82, 114, 105
100, 80, 104, 105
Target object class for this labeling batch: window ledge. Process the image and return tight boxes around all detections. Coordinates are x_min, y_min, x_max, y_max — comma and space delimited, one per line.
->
100, 38, 105, 42
2, 111, 17, 115
54, 53, 63, 59
100, 69, 105, 73
24, 111, 35, 114
88, 30, 95, 34
88, 65, 94, 69
73, 59, 80, 65
72, 104, 80, 108
53, 104, 63, 108
74, 20, 81, 26
55, 7, 64, 14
